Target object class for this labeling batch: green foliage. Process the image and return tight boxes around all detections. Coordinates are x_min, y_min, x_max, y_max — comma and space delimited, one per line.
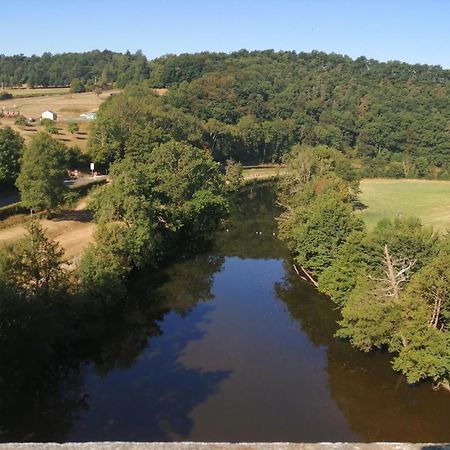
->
69, 78, 86, 93
77, 224, 131, 301
0, 91, 12, 100
289, 192, 364, 275
0, 50, 150, 87
85, 140, 227, 276
319, 231, 369, 305
0, 221, 68, 301
2, 49, 449, 171
41, 119, 58, 134
0, 126, 24, 188
155, 50, 450, 170
336, 276, 402, 352
224, 159, 243, 190
67, 122, 79, 135
16, 133, 69, 213
14, 115, 27, 126
88, 85, 203, 166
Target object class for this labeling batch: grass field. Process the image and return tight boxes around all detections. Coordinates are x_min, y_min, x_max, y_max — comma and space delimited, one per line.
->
0, 89, 121, 151
0, 89, 119, 120
358, 178, 450, 233
243, 166, 287, 181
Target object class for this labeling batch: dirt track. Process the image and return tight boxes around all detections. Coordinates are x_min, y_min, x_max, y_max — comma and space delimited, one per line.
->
0, 199, 95, 263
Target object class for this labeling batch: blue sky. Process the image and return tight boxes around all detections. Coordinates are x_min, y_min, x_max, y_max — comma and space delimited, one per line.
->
1, 0, 449, 67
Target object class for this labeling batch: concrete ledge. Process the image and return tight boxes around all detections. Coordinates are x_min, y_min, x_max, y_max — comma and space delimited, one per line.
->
0, 444, 449, 450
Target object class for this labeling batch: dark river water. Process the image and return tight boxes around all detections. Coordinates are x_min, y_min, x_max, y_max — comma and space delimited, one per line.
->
1, 184, 450, 443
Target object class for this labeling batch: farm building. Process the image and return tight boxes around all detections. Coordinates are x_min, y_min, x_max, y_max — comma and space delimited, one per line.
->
41, 110, 58, 121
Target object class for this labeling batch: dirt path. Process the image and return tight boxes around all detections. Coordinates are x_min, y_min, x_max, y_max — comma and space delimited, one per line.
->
0, 200, 96, 263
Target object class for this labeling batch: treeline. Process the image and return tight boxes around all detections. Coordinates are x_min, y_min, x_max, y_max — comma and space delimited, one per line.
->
0, 50, 450, 178
278, 145, 450, 388
0, 128, 229, 431
0, 49, 149, 88
2, 49, 449, 176
152, 50, 450, 177
86, 49, 450, 176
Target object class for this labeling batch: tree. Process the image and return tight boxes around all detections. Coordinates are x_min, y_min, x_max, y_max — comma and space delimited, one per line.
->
41, 119, 58, 135
16, 133, 69, 214
0, 221, 68, 301
14, 115, 27, 126
289, 191, 364, 276
70, 78, 86, 93
89, 141, 227, 269
224, 159, 243, 190
0, 126, 24, 188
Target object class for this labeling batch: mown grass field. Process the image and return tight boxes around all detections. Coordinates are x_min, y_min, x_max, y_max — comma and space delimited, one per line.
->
358, 178, 450, 233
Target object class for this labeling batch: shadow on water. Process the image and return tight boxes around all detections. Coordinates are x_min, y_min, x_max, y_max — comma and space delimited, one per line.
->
0, 240, 229, 442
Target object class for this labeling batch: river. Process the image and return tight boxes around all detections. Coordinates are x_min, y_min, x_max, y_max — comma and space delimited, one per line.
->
1, 184, 449, 443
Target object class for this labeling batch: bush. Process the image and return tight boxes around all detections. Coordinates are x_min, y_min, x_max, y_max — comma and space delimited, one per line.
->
0, 92, 13, 100
14, 115, 27, 126
70, 79, 86, 93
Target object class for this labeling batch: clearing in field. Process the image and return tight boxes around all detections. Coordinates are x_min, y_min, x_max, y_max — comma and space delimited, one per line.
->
358, 178, 450, 233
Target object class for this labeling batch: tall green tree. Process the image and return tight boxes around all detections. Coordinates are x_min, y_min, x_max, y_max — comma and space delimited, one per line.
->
0, 127, 24, 188
16, 133, 69, 214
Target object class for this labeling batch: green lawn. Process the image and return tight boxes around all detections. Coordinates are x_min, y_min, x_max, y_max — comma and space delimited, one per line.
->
358, 179, 450, 233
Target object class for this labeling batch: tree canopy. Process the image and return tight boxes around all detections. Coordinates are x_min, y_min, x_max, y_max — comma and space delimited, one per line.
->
16, 133, 69, 213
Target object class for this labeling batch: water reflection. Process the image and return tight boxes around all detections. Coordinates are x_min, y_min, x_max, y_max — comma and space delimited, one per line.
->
72, 305, 231, 441
1, 183, 450, 442
275, 262, 450, 442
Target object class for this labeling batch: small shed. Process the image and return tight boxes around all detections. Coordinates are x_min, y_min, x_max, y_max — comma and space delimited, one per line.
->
41, 110, 57, 121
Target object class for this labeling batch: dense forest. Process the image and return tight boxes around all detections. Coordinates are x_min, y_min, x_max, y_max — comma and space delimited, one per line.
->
1, 49, 449, 176
0, 49, 149, 88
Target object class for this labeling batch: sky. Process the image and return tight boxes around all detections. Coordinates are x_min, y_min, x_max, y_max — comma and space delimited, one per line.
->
1, 0, 450, 67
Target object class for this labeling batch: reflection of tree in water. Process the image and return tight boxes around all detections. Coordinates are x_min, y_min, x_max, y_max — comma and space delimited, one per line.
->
0, 300, 87, 442
0, 235, 227, 441
135, 253, 225, 316
215, 182, 288, 260
274, 263, 340, 347
275, 264, 450, 443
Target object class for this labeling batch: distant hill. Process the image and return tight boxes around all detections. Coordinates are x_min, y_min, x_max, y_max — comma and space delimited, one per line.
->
3, 49, 448, 175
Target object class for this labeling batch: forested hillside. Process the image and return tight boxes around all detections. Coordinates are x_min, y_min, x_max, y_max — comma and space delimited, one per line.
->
2, 49, 449, 176
0, 49, 149, 88
150, 51, 450, 176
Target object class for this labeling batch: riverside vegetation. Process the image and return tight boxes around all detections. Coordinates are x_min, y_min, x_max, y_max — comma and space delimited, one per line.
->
278, 145, 450, 389
0, 49, 449, 393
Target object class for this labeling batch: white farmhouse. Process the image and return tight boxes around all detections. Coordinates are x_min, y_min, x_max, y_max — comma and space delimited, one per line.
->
41, 110, 58, 121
